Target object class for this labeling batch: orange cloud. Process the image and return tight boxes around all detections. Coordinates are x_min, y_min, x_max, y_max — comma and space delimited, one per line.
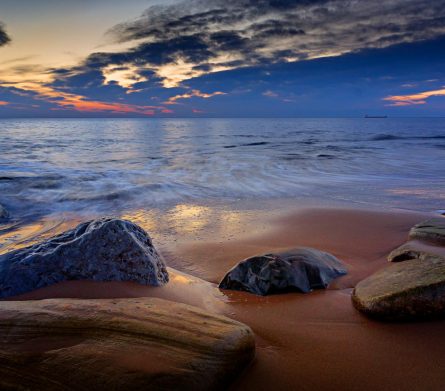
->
1, 82, 166, 115
165, 89, 226, 104
57, 98, 157, 115
0, 100, 8, 106
384, 88, 445, 106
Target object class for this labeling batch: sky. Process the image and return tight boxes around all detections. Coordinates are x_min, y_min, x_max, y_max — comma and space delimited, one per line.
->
0, 0, 444, 117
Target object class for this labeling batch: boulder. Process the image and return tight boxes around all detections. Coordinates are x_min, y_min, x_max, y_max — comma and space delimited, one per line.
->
388, 240, 445, 263
219, 247, 347, 296
0, 218, 169, 298
0, 298, 255, 390
0, 204, 9, 220
409, 217, 445, 245
352, 255, 445, 320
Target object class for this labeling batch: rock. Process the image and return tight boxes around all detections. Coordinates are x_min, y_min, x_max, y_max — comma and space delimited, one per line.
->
409, 217, 445, 245
388, 240, 445, 262
352, 255, 445, 320
219, 247, 347, 296
0, 204, 9, 220
387, 242, 420, 262
388, 217, 445, 262
0, 218, 169, 298
0, 297, 255, 390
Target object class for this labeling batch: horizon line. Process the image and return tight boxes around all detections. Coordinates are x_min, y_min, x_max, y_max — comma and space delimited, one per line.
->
1, 115, 445, 120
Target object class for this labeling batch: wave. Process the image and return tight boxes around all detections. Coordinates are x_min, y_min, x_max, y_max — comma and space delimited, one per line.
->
223, 141, 270, 148
1, 117, 445, 219
371, 134, 445, 141
370, 134, 401, 141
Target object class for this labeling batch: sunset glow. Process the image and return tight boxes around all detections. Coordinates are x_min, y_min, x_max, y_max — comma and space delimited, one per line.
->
1, 3, 445, 390
0, 1, 444, 117
384, 88, 445, 106
165, 90, 226, 104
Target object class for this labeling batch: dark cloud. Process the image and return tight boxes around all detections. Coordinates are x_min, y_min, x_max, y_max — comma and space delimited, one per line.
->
0, 22, 11, 46
95, 0, 445, 87
29, 0, 445, 103
3, 33, 445, 117
108, 1, 325, 42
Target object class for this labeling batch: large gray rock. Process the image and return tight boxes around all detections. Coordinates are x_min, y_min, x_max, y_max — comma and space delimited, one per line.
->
352, 255, 445, 321
0, 218, 168, 298
409, 218, 445, 245
0, 298, 255, 390
219, 248, 347, 296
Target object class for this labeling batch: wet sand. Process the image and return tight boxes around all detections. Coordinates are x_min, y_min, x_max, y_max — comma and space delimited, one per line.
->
176, 207, 445, 391
5, 206, 445, 390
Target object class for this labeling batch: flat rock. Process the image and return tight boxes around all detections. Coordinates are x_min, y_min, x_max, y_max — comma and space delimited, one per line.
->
0, 298, 255, 390
0, 218, 169, 298
409, 217, 445, 245
219, 247, 347, 296
388, 240, 445, 262
352, 255, 445, 320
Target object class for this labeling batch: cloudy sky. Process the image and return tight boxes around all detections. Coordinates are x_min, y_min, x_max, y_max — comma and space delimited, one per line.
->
0, 0, 445, 117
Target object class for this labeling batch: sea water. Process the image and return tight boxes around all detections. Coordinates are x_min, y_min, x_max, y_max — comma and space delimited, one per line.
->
1, 117, 444, 221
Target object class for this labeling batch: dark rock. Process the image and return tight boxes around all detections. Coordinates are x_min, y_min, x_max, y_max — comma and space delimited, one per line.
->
0, 218, 168, 298
219, 247, 347, 296
409, 217, 445, 245
0, 204, 9, 220
0, 297, 255, 390
352, 255, 445, 321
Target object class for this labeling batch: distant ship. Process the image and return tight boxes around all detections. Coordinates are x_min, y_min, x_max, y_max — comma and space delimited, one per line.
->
364, 115, 388, 118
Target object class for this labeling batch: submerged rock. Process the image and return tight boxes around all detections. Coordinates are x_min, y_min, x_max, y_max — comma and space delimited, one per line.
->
0, 297, 255, 390
219, 248, 347, 296
0, 204, 9, 220
0, 218, 168, 298
352, 255, 445, 321
409, 217, 445, 245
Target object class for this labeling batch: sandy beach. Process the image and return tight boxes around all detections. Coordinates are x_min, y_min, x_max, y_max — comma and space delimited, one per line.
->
2, 1, 445, 388
6, 204, 445, 390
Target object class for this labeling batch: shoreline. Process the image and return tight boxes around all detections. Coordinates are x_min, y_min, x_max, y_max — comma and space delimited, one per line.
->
3, 204, 445, 390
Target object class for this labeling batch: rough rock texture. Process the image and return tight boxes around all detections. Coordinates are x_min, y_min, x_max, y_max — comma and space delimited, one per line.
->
0, 218, 168, 298
0, 204, 8, 220
219, 248, 347, 296
0, 298, 255, 390
352, 255, 445, 320
388, 240, 445, 262
409, 218, 445, 245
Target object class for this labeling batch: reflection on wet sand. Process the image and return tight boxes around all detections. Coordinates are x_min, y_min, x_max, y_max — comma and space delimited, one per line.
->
0, 202, 270, 259
3, 205, 445, 391
121, 202, 268, 247
0, 214, 81, 255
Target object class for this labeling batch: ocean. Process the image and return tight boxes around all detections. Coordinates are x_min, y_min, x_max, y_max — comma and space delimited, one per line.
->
0, 117, 444, 223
